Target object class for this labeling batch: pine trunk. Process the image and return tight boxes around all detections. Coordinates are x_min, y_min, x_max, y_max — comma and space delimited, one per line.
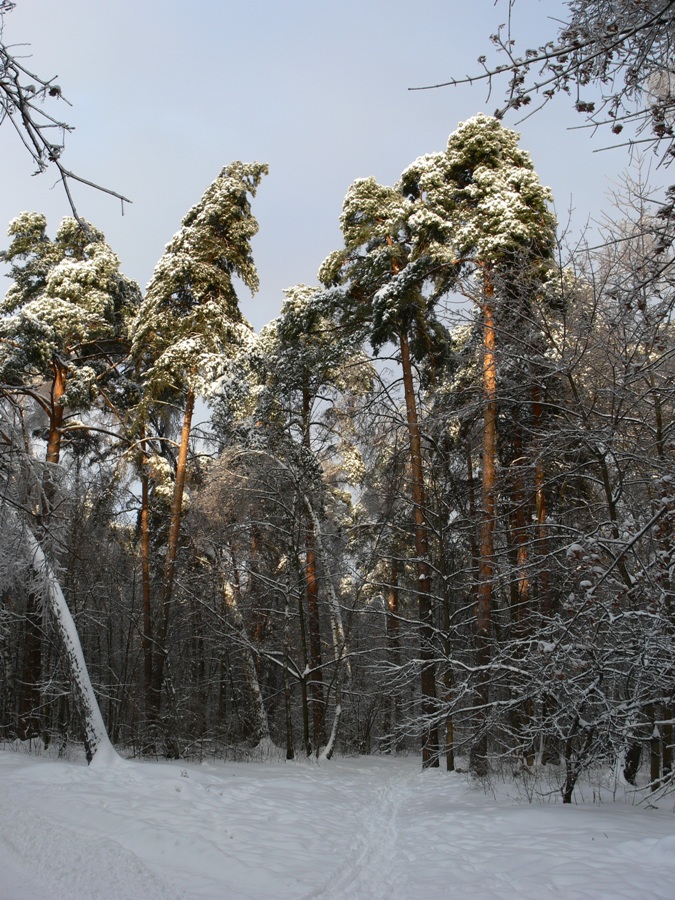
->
382, 556, 401, 747
471, 273, 496, 776
139, 449, 154, 725
150, 390, 195, 739
399, 329, 439, 768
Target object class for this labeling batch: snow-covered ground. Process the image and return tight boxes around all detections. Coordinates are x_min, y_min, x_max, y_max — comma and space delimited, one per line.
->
1, 749, 673, 899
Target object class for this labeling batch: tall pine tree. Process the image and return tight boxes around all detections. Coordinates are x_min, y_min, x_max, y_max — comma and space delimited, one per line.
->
132, 161, 267, 750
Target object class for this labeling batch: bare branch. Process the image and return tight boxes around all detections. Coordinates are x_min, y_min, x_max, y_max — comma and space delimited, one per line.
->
0, 4, 131, 221
410, 1, 675, 162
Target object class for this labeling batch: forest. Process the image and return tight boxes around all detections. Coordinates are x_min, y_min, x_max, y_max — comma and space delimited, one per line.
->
1, 0, 673, 807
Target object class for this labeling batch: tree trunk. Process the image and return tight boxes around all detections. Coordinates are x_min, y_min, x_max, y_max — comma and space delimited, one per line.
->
45, 358, 66, 469
304, 520, 326, 752
17, 606, 42, 741
531, 384, 551, 615
139, 448, 154, 726
471, 272, 496, 776
150, 389, 195, 740
295, 553, 313, 758
24, 527, 115, 764
227, 553, 272, 746
382, 556, 401, 748
283, 589, 295, 760
305, 501, 351, 681
301, 384, 326, 753
399, 329, 439, 768
18, 358, 68, 741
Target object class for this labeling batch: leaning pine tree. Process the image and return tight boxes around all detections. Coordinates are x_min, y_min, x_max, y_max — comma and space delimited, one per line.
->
132, 161, 267, 751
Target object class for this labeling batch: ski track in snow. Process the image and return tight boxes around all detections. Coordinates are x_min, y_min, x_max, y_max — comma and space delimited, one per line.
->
0, 751, 674, 899
309, 763, 412, 899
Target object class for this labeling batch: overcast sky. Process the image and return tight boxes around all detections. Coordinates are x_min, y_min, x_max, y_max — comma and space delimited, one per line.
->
0, 0, 655, 331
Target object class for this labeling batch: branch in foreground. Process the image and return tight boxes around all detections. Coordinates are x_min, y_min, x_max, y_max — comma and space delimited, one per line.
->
0, 5, 131, 223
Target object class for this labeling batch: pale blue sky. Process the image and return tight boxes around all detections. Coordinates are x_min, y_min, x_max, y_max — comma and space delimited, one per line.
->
0, 0, 651, 330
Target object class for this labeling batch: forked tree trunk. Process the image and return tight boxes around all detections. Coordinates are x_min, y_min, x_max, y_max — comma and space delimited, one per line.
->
150, 389, 195, 737
305, 502, 350, 681
45, 358, 67, 469
305, 501, 350, 760
399, 329, 439, 768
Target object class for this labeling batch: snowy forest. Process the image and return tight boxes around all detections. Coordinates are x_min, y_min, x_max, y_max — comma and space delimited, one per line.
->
1, 0, 674, 813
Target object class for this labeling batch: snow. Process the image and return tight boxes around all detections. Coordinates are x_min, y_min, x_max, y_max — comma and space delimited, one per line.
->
1, 751, 673, 900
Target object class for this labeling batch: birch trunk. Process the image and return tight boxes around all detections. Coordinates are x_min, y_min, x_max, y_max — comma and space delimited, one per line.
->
227, 555, 272, 746
24, 527, 116, 764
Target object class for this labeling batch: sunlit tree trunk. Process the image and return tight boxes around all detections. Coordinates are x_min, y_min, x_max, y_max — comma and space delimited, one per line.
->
150, 389, 194, 744
44, 359, 66, 469
471, 272, 496, 776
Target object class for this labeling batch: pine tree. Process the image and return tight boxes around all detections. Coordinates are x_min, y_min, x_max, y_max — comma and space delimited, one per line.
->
320, 115, 555, 769
1, 212, 140, 473
1, 212, 139, 748
402, 114, 556, 773
132, 161, 267, 750
319, 177, 446, 766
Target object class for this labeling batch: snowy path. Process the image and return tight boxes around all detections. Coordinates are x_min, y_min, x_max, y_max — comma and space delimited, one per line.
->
0, 750, 674, 899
